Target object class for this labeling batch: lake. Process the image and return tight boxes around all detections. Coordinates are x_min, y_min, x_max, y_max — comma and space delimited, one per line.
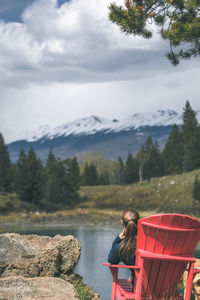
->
6, 225, 200, 300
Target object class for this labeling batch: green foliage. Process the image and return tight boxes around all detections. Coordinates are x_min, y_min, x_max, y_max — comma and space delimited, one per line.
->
81, 162, 99, 186
109, 0, 200, 64
65, 156, 80, 191
44, 150, 80, 208
0, 133, 12, 192
136, 137, 163, 181
163, 125, 183, 174
78, 102, 200, 184
117, 156, 125, 184
70, 278, 95, 300
0, 192, 36, 214
2, 101, 200, 213
15, 148, 44, 204
15, 148, 29, 201
124, 153, 139, 183
80, 168, 200, 213
80, 152, 123, 185
182, 101, 200, 171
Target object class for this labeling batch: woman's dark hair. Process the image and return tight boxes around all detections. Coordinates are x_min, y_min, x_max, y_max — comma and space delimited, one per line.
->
119, 208, 140, 260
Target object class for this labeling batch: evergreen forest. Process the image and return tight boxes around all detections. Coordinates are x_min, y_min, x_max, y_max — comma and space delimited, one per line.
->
0, 101, 200, 212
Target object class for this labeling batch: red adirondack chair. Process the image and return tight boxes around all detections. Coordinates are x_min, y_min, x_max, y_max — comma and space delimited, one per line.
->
103, 214, 200, 300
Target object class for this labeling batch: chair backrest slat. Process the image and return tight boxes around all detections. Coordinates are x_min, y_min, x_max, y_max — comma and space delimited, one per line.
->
140, 216, 160, 297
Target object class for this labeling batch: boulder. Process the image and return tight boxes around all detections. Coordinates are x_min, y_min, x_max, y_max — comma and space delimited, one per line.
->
0, 276, 79, 300
0, 233, 81, 278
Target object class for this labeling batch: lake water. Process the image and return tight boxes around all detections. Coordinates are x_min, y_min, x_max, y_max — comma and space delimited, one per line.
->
7, 225, 200, 300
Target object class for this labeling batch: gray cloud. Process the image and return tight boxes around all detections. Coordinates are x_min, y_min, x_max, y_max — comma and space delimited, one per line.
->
0, 0, 179, 87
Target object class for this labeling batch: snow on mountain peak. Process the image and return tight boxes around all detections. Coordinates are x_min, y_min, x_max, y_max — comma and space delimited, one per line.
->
12, 109, 200, 143
125, 110, 182, 128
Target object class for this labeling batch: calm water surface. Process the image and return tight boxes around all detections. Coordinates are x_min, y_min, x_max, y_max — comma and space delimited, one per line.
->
6, 226, 200, 300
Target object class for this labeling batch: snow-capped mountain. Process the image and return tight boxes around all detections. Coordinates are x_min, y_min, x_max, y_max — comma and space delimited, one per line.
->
13, 109, 200, 143
8, 109, 200, 161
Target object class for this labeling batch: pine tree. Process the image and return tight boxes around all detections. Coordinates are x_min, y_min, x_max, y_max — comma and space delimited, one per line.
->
109, 0, 200, 64
27, 148, 44, 204
15, 148, 29, 201
82, 162, 99, 186
149, 141, 164, 178
0, 133, 12, 192
137, 137, 163, 181
136, 145, 146, 184
117, 156, 124, 184
46, 147, 56, 171
64, 157, 80, 191
45, 149, 62, 205
182, 101, 200, 171
45, 152, 80, 207
45, 159, 69, 205
124, 153, 139, 184
163, 125, 183, 174
63, 157, 80, 203
143, 138, 161, 180
16, 148, 44, 203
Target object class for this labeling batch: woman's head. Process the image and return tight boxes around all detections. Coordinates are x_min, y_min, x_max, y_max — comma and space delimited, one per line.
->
120, 208, 140, 260
121, 208, 140, 230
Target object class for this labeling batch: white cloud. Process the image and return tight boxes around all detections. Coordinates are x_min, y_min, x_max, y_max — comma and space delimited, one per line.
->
0, 0, 169, 87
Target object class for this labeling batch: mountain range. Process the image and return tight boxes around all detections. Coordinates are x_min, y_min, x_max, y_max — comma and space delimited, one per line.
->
7, 109, 200, 161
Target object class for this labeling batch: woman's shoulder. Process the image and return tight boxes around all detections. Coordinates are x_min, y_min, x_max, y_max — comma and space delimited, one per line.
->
113, 235, 123, 243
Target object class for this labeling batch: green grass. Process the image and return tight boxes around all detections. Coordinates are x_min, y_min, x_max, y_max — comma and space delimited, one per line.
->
79, 169, 200, 214
70, 278, 97, 300
0, 168, 200, 218
0, 192, 36, 215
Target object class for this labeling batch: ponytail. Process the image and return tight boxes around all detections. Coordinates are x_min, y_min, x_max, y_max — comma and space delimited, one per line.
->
119, 209, 140, 260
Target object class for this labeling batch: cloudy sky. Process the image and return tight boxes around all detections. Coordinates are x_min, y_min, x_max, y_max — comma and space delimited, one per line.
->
0, 0, 199, 143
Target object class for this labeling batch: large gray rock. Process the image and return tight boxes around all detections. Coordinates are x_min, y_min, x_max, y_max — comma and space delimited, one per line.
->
0, 276, 79, 300
0, 233, 81, 278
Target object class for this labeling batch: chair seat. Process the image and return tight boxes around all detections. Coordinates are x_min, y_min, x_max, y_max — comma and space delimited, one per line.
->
117, 279, 135, 299
117, 279, 184, 300
117, 280, 152, 299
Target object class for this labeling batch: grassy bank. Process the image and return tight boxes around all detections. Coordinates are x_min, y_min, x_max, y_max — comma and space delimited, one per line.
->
0, 208, 159, 231
70, 277, 99, 300
0, 169, 199, 227
80, 169, 200, 214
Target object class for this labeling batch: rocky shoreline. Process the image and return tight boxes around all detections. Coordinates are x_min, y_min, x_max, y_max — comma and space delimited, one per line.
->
0, 233, 100, 300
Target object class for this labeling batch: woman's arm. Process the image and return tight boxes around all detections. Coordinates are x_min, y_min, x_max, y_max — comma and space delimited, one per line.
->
107, 235, 123, 264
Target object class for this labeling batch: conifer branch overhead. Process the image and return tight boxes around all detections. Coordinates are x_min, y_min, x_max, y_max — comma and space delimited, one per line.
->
108, 0, 200, 64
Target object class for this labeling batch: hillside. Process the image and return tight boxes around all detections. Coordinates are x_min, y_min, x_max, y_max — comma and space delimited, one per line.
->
0, 169, 199, 217
80, 168, 200, 214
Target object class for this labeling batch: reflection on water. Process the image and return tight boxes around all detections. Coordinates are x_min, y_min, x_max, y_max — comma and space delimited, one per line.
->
6, 226, 200, 300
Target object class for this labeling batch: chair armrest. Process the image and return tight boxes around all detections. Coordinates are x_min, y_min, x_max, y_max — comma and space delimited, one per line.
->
194, 268, 200, 274
138, 250, 196, 263
186, 267, 200, 274
103, 262, 140, 270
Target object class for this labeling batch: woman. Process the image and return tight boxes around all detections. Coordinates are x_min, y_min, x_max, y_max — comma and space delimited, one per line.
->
108, 208, 140, 282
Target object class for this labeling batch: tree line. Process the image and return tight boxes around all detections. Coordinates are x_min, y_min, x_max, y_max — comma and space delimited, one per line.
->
0, 141, 81, 210
81, 101, 200, 185
0, 101, 200, 209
